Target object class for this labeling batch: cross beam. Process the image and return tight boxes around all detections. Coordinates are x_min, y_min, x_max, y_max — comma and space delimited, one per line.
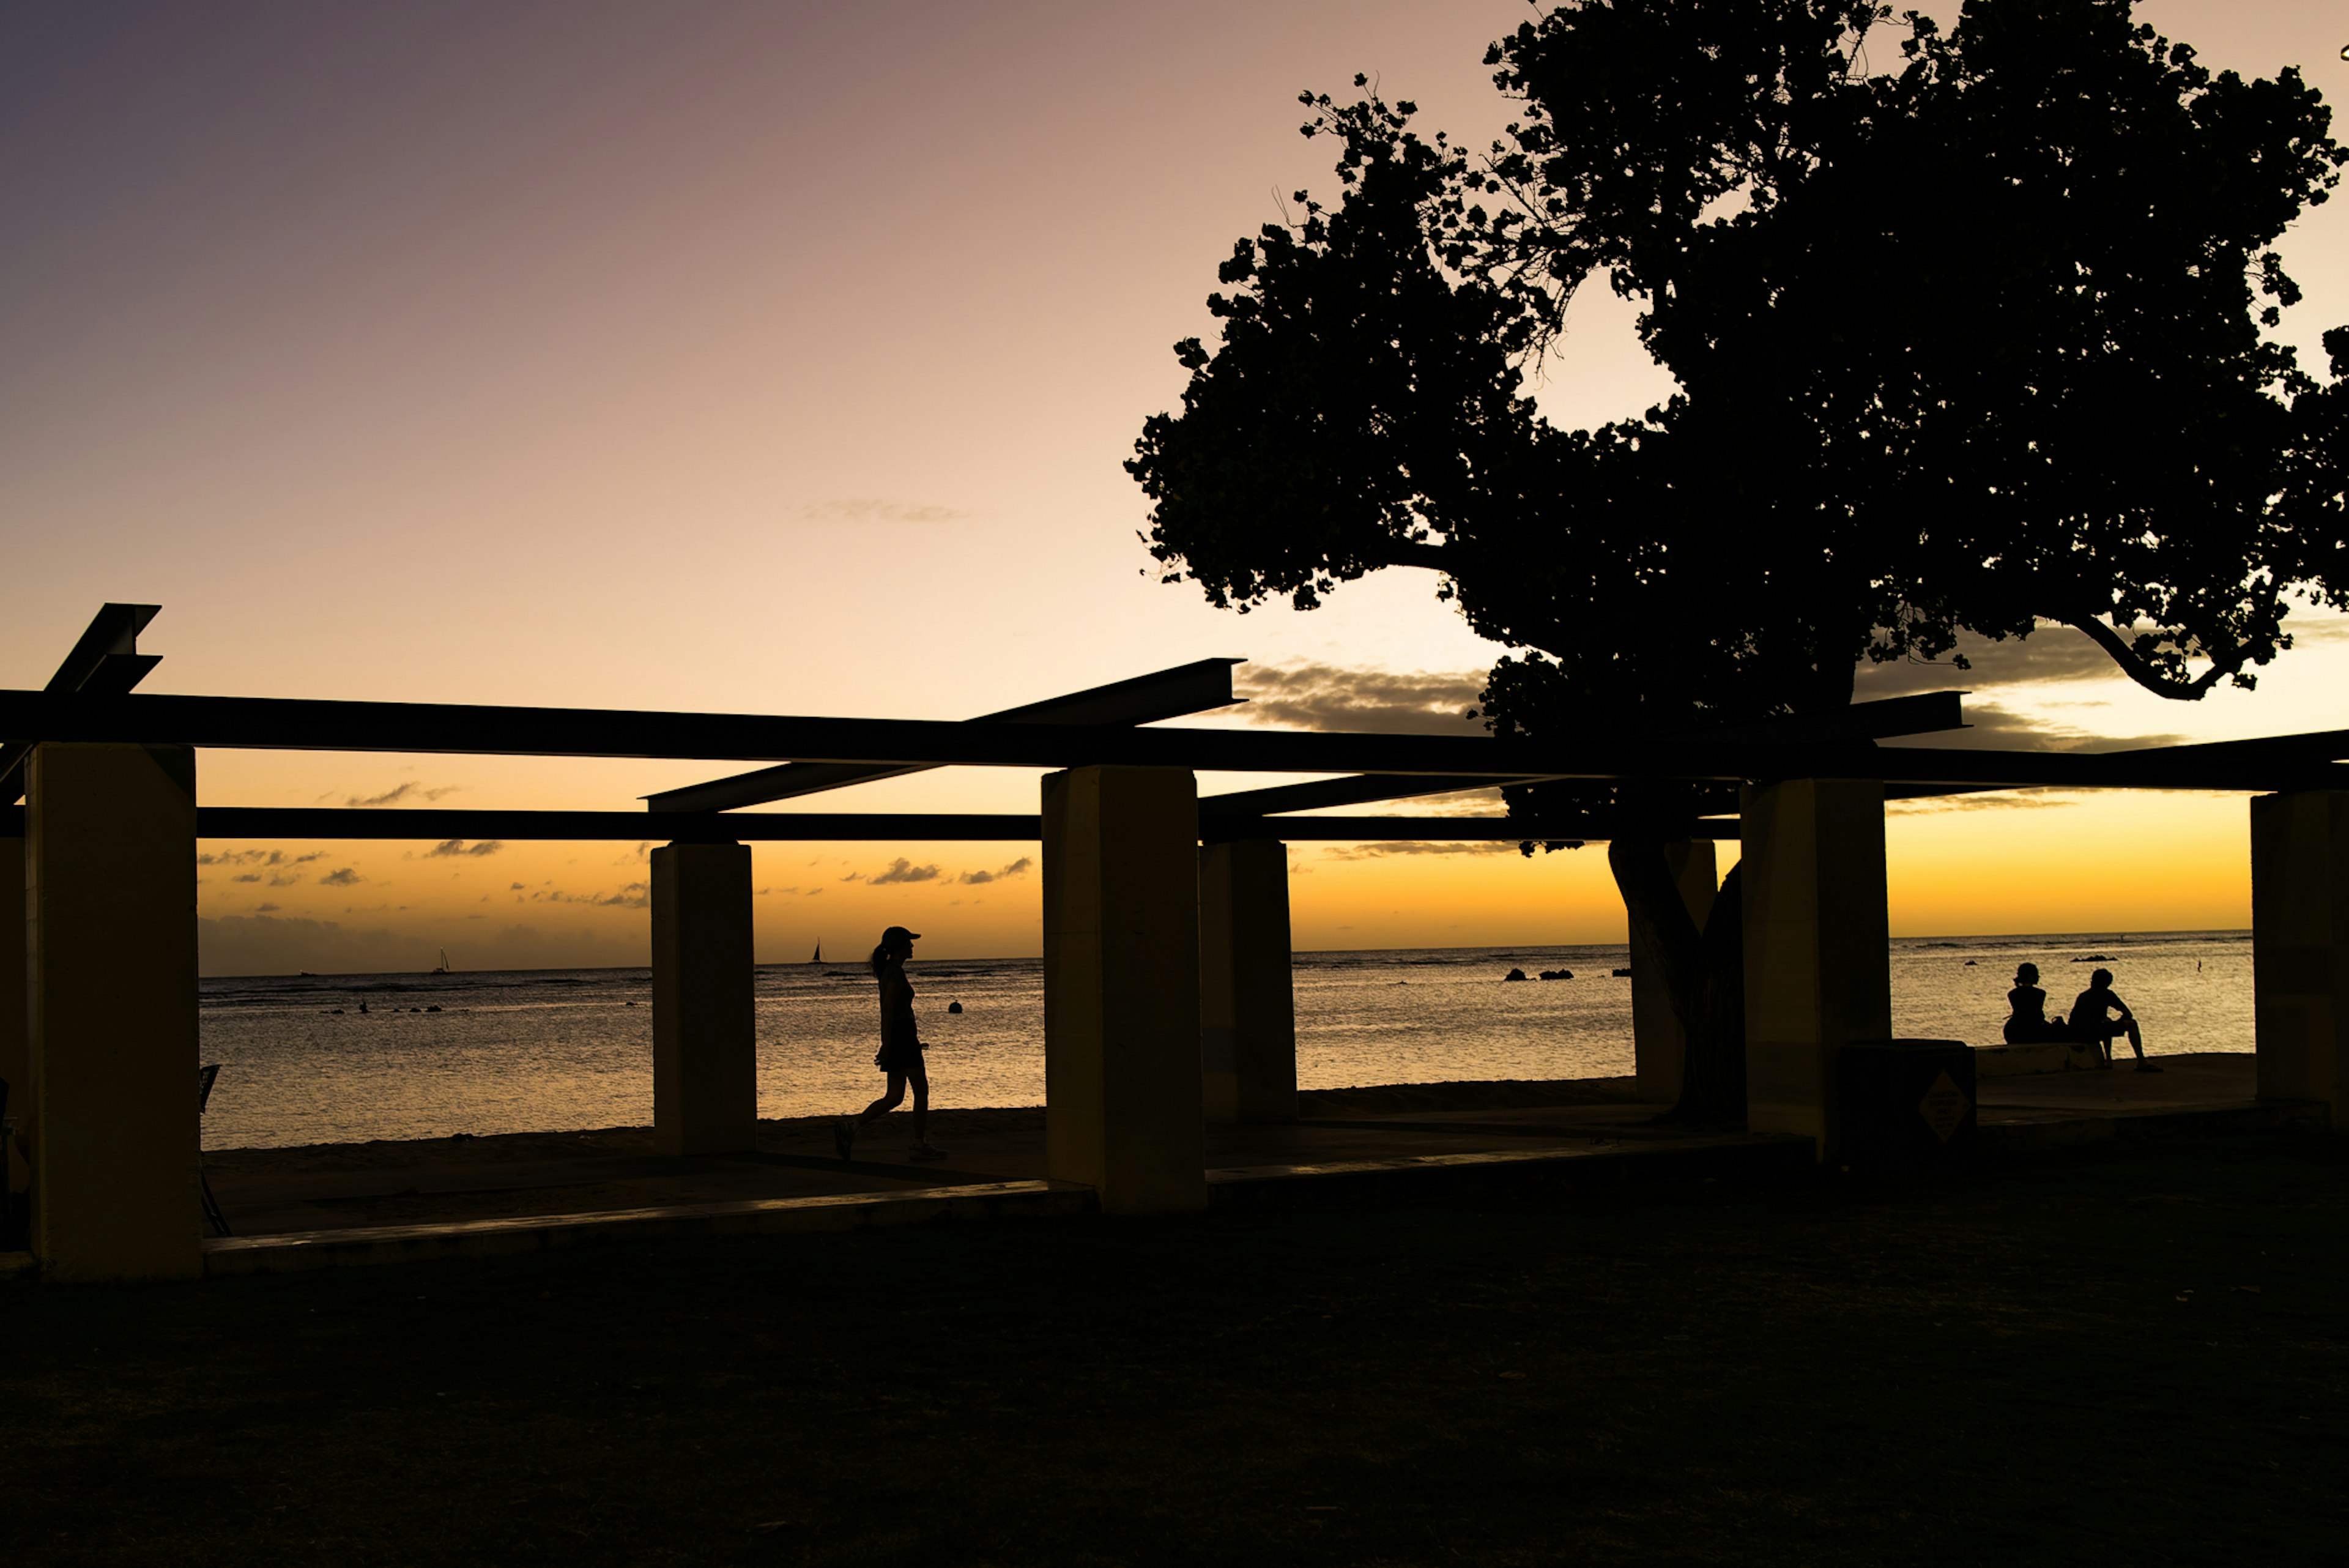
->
1197, 691, 1970, 817
1, 603, 163, 803
2, 688, 2344, 792
644, 658, 1244, 813
0, 804, 1729, 844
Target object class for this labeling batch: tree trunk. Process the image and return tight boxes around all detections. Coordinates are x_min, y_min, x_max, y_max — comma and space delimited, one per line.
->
1609, 838, 1746, 1126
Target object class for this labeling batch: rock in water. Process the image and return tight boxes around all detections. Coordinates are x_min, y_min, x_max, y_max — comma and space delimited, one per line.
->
1504, 968, 1528, 982
946, 1000, 964, 1014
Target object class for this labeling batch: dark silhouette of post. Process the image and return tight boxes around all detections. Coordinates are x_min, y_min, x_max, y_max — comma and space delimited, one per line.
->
1742, 779, 1892, 1161
1198, 838, 1297, 1123
25, 743, 199, 1279
1042, 765, 1206, 1211
650, 841, 756, 1156
2251, 792, 2348, 1117
0, 830, 24, 1159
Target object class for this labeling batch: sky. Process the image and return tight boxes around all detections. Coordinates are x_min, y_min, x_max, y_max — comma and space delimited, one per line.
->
2, 1, 2345, 974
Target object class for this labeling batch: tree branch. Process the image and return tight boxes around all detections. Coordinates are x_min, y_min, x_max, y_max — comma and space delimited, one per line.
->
2056, 614, 2232, 702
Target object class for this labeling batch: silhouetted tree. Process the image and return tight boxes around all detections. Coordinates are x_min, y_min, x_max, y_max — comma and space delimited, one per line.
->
1129, 0, 2349, 1122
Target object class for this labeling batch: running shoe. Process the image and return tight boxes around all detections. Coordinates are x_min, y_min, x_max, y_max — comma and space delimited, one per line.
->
908, 1143, 949, 1161
834, 1118, 857, 1161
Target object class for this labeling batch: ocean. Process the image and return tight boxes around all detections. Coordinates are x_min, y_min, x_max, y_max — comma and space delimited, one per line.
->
195, 931, 2254, 1150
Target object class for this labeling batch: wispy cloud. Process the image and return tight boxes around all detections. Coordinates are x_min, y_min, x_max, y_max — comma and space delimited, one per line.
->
1888, 791, 2082, 816
341, 781, 464, 808
424, 838, 504, 858
798, 499, 967, 524
868, 858, 942, 886
1320, 841, 1524, 860
319, 867, 363, 886
1882, 699, 2191, 753
198, 849, 325, 868
1238, 662, 1486, 735
957, 856, 1032, 886
529, 882, 651, 908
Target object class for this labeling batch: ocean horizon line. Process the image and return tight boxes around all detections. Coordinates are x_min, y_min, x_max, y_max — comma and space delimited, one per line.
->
196, 927, 2254, 986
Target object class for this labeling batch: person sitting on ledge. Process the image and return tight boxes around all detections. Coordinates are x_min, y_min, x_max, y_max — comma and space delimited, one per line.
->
2002, 963, 2069, 1044
2068, 967, 2159, 1072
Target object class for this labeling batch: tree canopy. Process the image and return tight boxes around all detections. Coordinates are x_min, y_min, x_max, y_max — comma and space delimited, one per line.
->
1129, 0, 2349, 743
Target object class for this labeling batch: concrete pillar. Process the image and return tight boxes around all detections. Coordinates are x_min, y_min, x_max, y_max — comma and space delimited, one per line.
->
1, 830, 26, 1128
1042, 765, 1206, 1213
1200, 838, 1297, 1124
26, 743, 199, 1280
650, 841, 757, 1156
1629, 838, 1718, 1103
1741, 779, 1890, 1161
2251, 792, 2348, 1116
2, 829, 27, 1231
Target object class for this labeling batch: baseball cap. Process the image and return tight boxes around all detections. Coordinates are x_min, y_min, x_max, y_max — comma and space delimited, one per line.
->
883, 925, 922, 943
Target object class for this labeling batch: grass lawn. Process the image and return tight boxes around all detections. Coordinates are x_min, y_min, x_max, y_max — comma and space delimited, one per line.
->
5, 1134, 2343, 1566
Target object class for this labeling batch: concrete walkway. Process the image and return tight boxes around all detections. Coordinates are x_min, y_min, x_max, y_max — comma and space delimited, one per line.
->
183, 1053, 2328, 1275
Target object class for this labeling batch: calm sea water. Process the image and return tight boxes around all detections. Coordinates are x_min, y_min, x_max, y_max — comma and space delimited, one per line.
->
196, 932, 2253, 1150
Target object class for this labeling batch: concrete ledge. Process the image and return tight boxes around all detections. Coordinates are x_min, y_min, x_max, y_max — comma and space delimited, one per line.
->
1208, 1134, 1813, 1210
1973, 1042, 2101, 1077
202, 1180, 1095, 1276
0, 1250, 37, 1281
1981, 1099, 2329, 1154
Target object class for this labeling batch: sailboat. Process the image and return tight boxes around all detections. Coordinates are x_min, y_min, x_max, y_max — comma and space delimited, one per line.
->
431, 948, 452, 975
810, 938, 823, 965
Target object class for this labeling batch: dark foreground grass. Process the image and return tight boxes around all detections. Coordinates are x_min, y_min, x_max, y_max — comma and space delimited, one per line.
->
6, 1137, 2345, 1567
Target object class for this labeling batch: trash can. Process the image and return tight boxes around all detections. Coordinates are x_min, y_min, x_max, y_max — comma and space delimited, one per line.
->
1837, 1039, 1977, 1172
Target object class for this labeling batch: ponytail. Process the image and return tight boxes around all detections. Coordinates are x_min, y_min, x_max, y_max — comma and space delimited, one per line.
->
870, 942, 891, 977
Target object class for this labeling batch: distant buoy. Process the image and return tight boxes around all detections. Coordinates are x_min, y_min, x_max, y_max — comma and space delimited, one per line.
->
947, 1000, 964, 1014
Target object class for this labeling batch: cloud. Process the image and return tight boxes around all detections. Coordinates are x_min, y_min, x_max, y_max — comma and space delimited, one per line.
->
198, 849, 325, 868
798, 499, 967, 524
232, 873, 262, 883
957, 856, 1033, 886
530, 882, 651, 908
1238, 662, 1486, 735
868, 858, 942, 886
1888, 791, 2082, 816
341, 781, 464, 808
254, 902, 280, 913
319, 867, 363, 886
1852, 616, 2349, 704
1881, 699, 2192, 753
1319, 841, 1524, 860
424, 838, 504, 858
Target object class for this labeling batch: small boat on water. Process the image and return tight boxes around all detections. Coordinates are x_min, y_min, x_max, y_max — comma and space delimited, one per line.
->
811, 939, 823, 964
431, 948, 452, 975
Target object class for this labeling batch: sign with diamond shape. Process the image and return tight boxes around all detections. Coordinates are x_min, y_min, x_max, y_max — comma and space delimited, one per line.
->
1919, 1070, 1971, 1142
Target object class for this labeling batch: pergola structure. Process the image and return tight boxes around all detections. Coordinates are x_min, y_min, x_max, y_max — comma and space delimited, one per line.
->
3, 605, 2343, 1279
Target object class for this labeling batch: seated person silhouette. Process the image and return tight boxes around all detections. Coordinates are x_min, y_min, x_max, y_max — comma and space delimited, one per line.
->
2002, 963, 2071, 1044
2068, 967, 2159, 1072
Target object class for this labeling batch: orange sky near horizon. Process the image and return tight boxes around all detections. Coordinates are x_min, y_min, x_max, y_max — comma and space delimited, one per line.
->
2, 1, 2341, 975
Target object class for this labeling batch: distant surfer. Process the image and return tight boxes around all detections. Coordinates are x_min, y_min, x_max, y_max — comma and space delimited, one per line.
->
836, 926, 948, 1162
